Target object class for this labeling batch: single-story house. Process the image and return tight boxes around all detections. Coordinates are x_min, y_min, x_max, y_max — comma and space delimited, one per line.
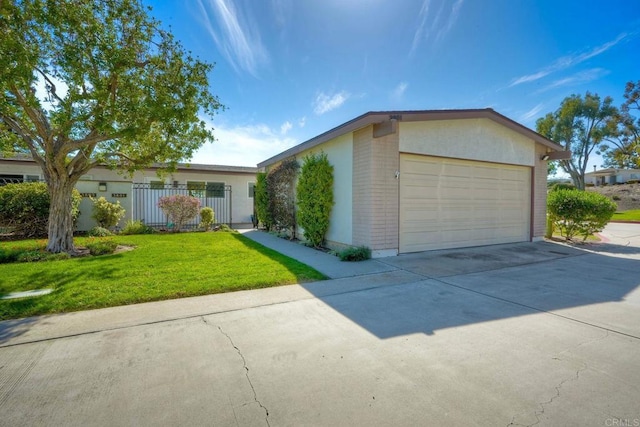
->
259, 109, 568, 257
0, 155, 257, 231
585, 168, 640, 186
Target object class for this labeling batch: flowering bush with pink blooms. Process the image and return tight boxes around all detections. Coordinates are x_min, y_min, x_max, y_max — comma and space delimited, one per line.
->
157, 195, 201, 232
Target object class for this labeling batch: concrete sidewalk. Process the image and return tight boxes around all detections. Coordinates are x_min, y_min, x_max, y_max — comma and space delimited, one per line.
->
240, 229, 396, 278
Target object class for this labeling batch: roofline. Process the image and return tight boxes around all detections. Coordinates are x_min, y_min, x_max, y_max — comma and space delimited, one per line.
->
258, 108, 564, 168
0, 156, 258, 174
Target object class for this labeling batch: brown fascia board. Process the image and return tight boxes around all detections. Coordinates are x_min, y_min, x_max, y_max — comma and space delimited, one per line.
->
257, 108, 565, 168
0, 156, 258, 175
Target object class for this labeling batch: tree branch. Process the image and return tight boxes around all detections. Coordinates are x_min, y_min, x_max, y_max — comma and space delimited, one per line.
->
34, 67, 65, 105
9, 85, 53, 150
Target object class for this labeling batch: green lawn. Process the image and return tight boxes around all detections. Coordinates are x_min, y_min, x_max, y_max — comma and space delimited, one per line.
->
611, 210, 640, 221
0, 233, 326, 320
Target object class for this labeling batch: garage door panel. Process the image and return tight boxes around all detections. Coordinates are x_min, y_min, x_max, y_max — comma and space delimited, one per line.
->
400, 154, 530, 253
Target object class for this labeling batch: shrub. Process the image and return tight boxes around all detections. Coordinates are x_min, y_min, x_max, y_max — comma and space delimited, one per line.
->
549, 182, 575, 192
91, 197, 126, 229
627, 180, 638, 184
217, 224, 235, 233
547, 189, 617, 241
0, 182, 81, 237
157, 195, 201, 231
120, 220, 155, 235
265, 158, 299, 236
88, 226, 113, 237
86, 239, 118, 256
296, 152, 334, 248
612, 195, 621, 201
17, 250, 70, 262
337, 246, 371, 262
254, 172, 273, 230
200, 207, 215, 230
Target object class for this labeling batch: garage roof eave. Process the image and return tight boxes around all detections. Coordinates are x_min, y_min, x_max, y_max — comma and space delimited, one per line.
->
257, 108, 563, 168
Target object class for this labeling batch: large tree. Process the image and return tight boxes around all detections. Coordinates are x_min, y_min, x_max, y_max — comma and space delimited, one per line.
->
536, 93, 618, 190
601, 81, 640, 169
0, 0, 222, 253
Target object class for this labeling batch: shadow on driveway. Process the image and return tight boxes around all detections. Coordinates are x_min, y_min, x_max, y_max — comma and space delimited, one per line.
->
301, 241, 640, 339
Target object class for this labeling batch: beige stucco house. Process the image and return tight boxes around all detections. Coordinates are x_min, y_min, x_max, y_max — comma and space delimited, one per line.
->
585, 168, 640, 186
0, 155, 257, 231
259, 109, 567, 257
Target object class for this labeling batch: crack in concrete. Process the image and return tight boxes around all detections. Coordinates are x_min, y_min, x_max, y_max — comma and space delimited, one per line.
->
201, 317, 270, 426
507, 332, 608, 427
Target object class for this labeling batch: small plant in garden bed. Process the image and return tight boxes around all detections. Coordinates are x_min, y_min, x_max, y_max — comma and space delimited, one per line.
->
88, 226, 114, 237
120, 220, 155, 235
337, 246, 371, 262
85, 239, 119, 256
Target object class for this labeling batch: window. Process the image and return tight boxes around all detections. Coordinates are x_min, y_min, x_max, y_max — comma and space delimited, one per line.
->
150, 180, 165, 190
187, 181, 206, 197
206, 182, 225, 198
248, 182, 255, 198
25, 175, 40, 182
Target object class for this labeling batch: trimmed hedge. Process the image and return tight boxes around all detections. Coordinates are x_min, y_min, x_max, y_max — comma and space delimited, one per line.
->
296, 152, 334, 248
0, 182, 81, 237
547, 189, 617, 241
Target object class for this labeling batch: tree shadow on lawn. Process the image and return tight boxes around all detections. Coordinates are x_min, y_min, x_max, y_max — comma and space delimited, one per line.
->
300, 241, 640, 339
0, 257, 121, 344
228, 232, 327, 283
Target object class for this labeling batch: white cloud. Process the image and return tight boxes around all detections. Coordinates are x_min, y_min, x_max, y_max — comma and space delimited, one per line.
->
391, 82, 409, 101
194, 0, 269, 76
518, 103, 545, 123
280, 121, 292, 134
509, 32, 630, 87
535, 68, 610, 93
411, 0, 464, 55
298, 116, 306, 128
190, 120, 297, 166
313, 91, 350, 115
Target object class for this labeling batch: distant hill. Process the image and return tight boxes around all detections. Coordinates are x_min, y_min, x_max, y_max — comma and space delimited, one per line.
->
587, 183, 640, 211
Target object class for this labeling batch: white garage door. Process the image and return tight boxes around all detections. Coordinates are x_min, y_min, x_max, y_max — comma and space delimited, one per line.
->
399, 154, 531, 253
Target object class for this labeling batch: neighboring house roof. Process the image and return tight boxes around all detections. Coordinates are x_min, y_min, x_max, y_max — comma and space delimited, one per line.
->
258, 108, 564, 168
0, 155, 258, 174
585, 168, 640, 176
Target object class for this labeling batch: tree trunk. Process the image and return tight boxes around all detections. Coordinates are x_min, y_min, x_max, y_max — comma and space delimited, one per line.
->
46, 179, 77, 254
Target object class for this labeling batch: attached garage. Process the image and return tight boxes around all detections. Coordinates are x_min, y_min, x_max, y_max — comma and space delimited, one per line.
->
399, 154, 531, 253
258, 109, 568, 257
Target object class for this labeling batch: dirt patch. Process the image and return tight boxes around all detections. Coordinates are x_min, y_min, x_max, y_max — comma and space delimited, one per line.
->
587, 183, 640, 211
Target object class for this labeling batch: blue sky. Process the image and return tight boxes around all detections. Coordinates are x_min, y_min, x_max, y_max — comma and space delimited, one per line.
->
146, 0, 640, 170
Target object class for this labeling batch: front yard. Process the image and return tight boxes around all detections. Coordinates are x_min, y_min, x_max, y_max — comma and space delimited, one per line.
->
611, 209, 640, 222
0, 232, 326, 320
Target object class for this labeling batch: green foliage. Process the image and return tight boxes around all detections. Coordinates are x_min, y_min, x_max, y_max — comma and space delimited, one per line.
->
120, 220, 155, 235
549, 182, 575, 192
0, 182, 80, 237
157, 195, 201, 231
337, 246, 371, 262
17, 250, 70, 263
0, 0, 223, 253
91, 197, 125, 229
254, 172, 273, 230
200, 207, 215, 230
601, 81, 640, 169
536, 92, 619, 190
87, 226, 113, 237
547, 189, 617, 241
217, 224, 235, 233
296, 152, 334, 248
265, 158, 299, 236
85, 239, 118, 256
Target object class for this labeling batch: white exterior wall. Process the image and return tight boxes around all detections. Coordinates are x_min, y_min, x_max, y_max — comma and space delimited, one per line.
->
400, 118, 535, 166
296, 133, 353, 247
0, 161, 256, 230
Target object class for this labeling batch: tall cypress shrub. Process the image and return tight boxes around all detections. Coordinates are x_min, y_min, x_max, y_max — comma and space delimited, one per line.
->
296, 152, 334, 248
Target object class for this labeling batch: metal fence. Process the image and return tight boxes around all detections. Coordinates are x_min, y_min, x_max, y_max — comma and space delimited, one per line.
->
132, 182, 232, 230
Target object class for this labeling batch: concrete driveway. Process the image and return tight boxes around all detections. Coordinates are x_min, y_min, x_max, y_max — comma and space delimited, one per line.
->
1, 224, 639, 426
